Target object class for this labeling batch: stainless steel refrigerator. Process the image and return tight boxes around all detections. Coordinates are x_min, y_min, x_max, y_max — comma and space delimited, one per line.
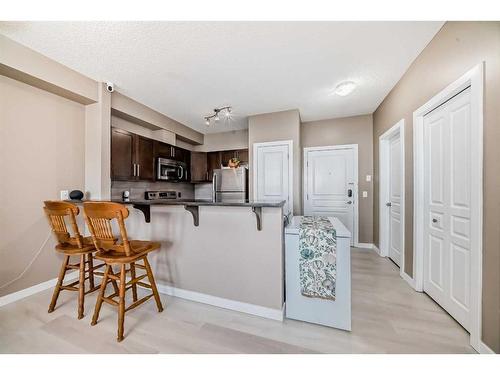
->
212, 168, 248, 202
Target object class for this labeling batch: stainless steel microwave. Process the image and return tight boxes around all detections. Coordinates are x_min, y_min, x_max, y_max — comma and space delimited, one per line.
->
157, 158, 188, 182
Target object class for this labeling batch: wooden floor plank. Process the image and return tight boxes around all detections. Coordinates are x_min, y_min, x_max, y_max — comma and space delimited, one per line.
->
0, 248, 476, 354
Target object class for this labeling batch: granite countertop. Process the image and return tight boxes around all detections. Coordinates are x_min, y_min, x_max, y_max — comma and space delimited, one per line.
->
112, 199, 286, 208
68, 199, 285, 208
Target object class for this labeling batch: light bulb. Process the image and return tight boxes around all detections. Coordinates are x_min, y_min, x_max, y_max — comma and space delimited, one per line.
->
205, 119, 210, 126
225, 108, 231, 118
214, 114, 220, 122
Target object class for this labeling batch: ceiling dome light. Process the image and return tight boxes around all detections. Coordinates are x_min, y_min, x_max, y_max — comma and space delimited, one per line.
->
334, 81, 356, 96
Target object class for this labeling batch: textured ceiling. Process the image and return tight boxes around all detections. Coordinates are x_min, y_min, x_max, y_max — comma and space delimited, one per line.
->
0, 21, 443, 134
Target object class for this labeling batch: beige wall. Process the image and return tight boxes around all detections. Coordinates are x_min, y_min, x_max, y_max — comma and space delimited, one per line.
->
373, 21, 500, 352
248, 110, 302, 214
0, 75, 86, 297
301, 115, 373, 243
194, 129, 249, 152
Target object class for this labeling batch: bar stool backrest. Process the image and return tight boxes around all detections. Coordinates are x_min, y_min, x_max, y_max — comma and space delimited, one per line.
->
83, 202, 132, 257
43, 201, 84, 248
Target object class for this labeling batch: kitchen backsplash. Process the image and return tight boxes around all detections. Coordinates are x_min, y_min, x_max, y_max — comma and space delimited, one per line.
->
112, 181, 195, 201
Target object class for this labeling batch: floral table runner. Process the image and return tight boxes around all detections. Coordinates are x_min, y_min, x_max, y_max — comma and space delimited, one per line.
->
299, 216, 337, 300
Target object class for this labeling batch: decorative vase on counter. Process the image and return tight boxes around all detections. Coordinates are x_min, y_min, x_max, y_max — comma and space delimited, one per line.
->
228, 157, 241, 168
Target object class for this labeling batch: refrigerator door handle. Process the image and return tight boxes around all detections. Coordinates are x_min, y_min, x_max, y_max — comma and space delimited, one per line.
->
212, 172, 217, 201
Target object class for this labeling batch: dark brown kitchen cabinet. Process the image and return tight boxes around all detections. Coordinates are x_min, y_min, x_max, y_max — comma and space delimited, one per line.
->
111, 128, 135, 181
111, 127, 155, 181
155, 141, 173, 159
190, 152, 208, 182
207, 151, 222, 181
136, 136, 155, 180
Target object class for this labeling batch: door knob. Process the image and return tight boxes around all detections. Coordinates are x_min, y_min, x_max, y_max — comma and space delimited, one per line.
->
386, 202, 392, 207
432, 218, 438, 223
347, 201, 352, 205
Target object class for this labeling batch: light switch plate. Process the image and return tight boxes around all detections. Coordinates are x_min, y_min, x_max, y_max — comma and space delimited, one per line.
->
362, 191, 368, 198
60, 190, 69, 200
366, 175, 372, 182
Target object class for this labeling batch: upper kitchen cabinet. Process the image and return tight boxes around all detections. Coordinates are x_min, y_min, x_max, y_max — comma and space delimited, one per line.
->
190, 152, 208, 182
136, 136, 155, 180
111, 128, 135, 181
111, 127, 155, 181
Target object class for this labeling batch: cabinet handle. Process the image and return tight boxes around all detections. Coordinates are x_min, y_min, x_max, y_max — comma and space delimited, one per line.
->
137, 164, 140, 177
133, 164, 136, 177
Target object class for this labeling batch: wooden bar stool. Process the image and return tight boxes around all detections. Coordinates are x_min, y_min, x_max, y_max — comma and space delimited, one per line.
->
43, 201, 108, 319
83, 202, 163, 342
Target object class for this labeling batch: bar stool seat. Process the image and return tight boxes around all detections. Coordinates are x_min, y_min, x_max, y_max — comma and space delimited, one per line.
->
55, 236, 95, 254
94, 240, 160, 264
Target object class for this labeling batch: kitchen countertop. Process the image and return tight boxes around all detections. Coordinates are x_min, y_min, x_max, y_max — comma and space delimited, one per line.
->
112, 199, 286, 208
68, 199, 285, 208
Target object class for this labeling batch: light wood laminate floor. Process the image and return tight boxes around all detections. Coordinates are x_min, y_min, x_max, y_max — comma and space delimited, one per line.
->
0, 248, 476, 353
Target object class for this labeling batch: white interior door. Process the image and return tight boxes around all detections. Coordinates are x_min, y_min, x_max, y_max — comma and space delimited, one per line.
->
304, 146, 356, 245
423, 87, 472, 331
388, 135, 402, 266
254, 141, 292, 215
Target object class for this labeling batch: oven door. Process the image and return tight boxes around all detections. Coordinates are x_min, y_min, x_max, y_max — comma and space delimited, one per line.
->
157, 159, 182, 181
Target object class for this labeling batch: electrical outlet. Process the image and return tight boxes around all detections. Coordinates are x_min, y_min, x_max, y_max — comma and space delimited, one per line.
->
60, 190, 69, 200
366, 175, 372, 182
362, 191, 368, 198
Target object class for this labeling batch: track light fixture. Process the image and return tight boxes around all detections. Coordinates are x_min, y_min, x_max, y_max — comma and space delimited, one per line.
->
204, 106, 232, 127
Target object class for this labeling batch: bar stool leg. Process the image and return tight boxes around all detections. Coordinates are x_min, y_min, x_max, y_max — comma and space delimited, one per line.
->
88, 253, 95, 289
78, 254, 86, 319
91, 264, 110, 326
117, 264, 126, 342
130, 262, 138, 302
144, 257, 163, 312
108, 267, 120, 295
48, 255, 70, 313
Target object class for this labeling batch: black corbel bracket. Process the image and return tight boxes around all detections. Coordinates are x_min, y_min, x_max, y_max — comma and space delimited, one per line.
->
184, 205, 199, 226
133, 204, 151, 223
252, 206, 262, 231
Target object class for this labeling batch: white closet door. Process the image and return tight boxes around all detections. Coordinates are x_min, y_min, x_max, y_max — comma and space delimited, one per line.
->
304, 147, 355, 245
388, 136, 402, 266
423, 87, 472, 330
254, 142, 291, 215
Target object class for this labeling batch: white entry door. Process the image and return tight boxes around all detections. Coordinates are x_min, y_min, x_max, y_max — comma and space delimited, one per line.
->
423, 87, 472, 330
388, 135, 403, 266
304, 146, 357, 245
253, 141, 292, 215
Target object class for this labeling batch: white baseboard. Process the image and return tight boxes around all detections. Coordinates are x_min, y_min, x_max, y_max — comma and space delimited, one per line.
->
355, 242, 373, 249
0, 271, 79, 307
155, 283, 285, 321
400, 271, 417, 291
355, 243, 382, 257
479, 341, 496, 354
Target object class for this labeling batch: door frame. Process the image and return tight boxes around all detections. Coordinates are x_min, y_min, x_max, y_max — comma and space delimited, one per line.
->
413, 63, 484, 351
379, 119, 406, 275
303, 144, 359, 247
252, 140, 294, 216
